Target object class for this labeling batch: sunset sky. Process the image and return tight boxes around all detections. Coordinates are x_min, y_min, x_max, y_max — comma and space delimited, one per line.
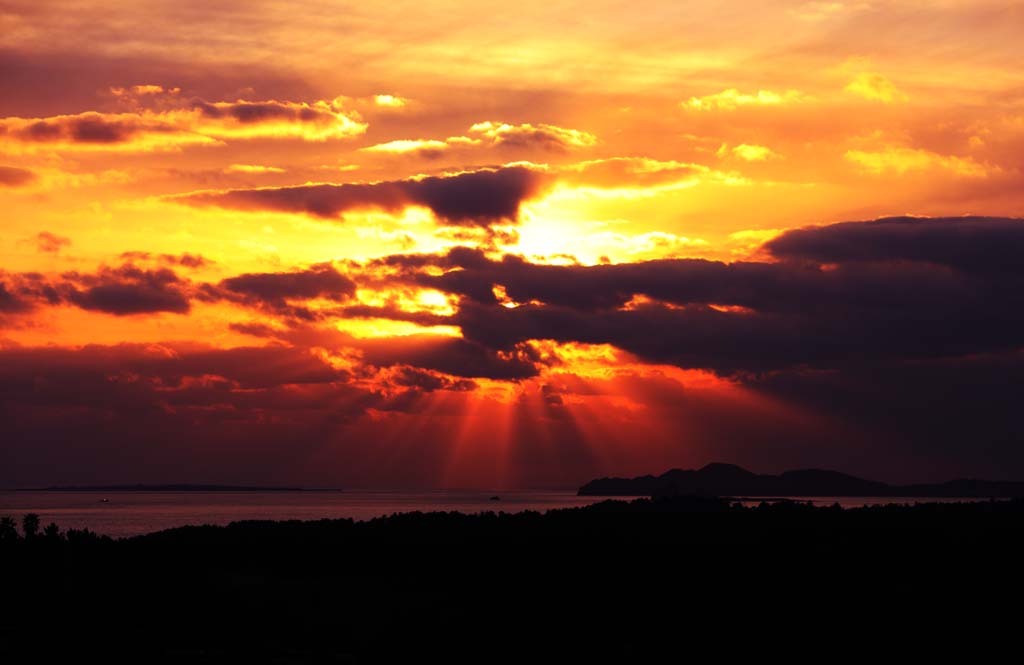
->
2, 1, 1023, 488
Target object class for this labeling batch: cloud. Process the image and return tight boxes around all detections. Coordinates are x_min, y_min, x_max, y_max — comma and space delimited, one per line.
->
0, 341, 374, 485
118, 252, 212, 269
360, 121, 595, 157
202, 264, 357, 321
3, 262, 196, 319
178, 165, 551, 227
764, 215, 1024, 274
336, 304, 452, 327
554, 157, 724, 192
360, 138, 466, 158
60, 264, 192, 315
2, 261, 362, 325
223, 164, 286, 174
369, 216, 1024, 374
388, 366, 476, 392
0, 95, 366, 152
33, 231, 71, 253
468, 121, 597, 150
188, 98, 365, 140
0, 271, 60, 316
0, 165, 37, 186
180, 157, 731, 232
6, 217, 1024, 485
110, 84, 173, 98
720, 143, 778, 161
580, 231, 709, 259
0, 339, 540, 488
373, 94, 408, 108
845, 72, 908, 103
684, 88, 809, 111
358, 334, 541, 380
748, 350, 1024, 481
0, 111, 215, 152
0, 280, 34, 314
844, 147, 988, 176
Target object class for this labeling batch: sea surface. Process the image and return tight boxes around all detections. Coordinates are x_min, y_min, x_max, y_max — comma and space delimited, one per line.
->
0, 490, 993, 538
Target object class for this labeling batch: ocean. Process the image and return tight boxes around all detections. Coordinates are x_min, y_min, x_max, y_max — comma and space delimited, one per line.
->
0, 490, 992, 538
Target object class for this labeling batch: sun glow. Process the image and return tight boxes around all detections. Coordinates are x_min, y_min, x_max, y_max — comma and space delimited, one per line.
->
3, 0, 1022, 488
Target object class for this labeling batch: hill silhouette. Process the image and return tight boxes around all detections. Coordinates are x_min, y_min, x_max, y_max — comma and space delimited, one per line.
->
30, 483, 311, 492
578, 462, 1024, 497
2, 496, 1023, 662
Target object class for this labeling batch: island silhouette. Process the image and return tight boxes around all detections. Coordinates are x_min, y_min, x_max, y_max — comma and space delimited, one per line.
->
578, 462, 1024, 497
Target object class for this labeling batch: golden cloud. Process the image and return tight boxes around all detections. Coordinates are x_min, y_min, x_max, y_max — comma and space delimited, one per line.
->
684, 88, 810, 111
845, 147, 989, 177
0, 96, 367, 153
845, 72, 908, 103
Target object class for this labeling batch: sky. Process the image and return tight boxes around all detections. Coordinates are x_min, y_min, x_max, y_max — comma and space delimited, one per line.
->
2, 1, 1023, 488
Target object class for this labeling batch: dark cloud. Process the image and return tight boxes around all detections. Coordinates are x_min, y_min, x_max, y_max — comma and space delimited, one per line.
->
378, 245, 975, 315
766, 215, 1024, 274
119, 251, 211, 268
0, 165, 36, 186
369, 217, 1024, 374
223, 322, 526, 381
6, 216, 1024, 485
202, 264, 356, 320
10, 113, 160, 144
61, 264, 191, 315
747, 351, 1024, 481
0, 91, 361, 150
389, 366, 477, 392
219, 264, 355, 302
0, 264, 198, 320
33, 231, 71, 253
191, 99, 334, 125
178, 166, 550, 227
336, 304, 452, 327
228, 321, 283, 338
463, 121, 597, 152
0, 342, 376, 487
0, 340, 538, 488
2, 262, 357, 322
358, 335, 541, 380
0, 281, 32, 313
0, 343, 351, 393
0, 271, 62, 316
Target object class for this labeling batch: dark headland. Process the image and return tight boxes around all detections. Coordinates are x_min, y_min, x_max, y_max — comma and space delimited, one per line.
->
578, 462, 1024, 497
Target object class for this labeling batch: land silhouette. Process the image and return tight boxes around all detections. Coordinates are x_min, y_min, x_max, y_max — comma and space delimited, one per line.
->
26, 483, 314, 492
2, 495, 1022, 663
578, 462, 1024, 497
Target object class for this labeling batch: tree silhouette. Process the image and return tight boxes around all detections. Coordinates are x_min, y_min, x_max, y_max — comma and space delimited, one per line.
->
22, 513, 40, 539
0, 516, 17, 543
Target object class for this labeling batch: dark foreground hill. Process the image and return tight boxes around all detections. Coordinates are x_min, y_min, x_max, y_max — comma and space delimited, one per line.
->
30, 483, 310, 492
578, 462, 1024, 497
2, 496, 1023, 663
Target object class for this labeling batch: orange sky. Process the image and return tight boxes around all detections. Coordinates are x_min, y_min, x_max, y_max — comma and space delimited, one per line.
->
2, 1, 1023, 488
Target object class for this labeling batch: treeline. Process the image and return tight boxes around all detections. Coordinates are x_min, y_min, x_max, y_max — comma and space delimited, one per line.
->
0, 513, 110, 546
2, 496, 1023, 663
